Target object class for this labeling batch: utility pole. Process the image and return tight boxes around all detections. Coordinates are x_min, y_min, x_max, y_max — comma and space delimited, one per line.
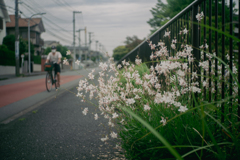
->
99, 43, 101, 62
73, 11, 81, 69
76, 29, 84, 62
15, 0, 19, 76
88, 32, 93, 61
85, 27, 87, 61
95, 40, 98, 63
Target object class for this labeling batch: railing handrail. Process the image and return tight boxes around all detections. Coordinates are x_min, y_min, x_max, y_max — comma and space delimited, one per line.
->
118, 0, 202, 63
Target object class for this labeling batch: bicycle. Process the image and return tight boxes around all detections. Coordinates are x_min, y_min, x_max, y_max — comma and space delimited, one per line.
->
45, 62, 59, 92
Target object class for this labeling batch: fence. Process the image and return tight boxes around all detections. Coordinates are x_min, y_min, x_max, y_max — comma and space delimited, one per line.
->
117, 0, 239, 122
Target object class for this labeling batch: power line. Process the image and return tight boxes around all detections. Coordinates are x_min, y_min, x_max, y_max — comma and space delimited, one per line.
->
20, 3, 73, 40
18, 6, 72, 44
15, 10, 72, 45
59, 0, 74, 10
25, 0, 71, 23
51, 0, 73, 12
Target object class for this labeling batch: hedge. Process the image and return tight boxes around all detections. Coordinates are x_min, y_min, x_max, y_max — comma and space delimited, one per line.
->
0, 47, 15, 66
33, 55, 41, 64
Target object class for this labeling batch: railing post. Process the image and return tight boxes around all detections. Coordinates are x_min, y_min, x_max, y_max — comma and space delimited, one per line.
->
192, 3, 200, 107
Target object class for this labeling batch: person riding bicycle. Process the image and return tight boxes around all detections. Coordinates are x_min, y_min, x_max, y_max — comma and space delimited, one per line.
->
45, 46, 62, 87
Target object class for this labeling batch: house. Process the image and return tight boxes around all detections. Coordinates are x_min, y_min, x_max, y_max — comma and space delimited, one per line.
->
0, 0, 10, 45
6, 15, 45, 55
43, 40, 60, 49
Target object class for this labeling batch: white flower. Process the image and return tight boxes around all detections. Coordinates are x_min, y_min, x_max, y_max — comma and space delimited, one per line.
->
172, 39, 177, 43
178, 106, 188, 112
183, 28, 188, 34
135, 95, 141, 99
135, 58, 142, 65
110, 132, 118, 139
122, 59, 126, 65
108, 120, 115, 127
112, 112, 119, 119
144, 105, 151, 111
205, 43, 209, 49
99, 62, 108, 71
160, 117, 167, 126
75, 60, 80, 65
120, 119, 125, 124
94, 113, 99, 120
82, 107, 88, 115
101, 135, 109, 142
176, 70, 185, 77
88, 72, 94, 80
171, 43, 176, 49
104, 114, 110, 119
66, 50, 71, 55
76, 92, 82, 97
126, 98, 135, 105
196, 11, 204, 21
63, 58, 69, 65
117, 64, 122, 69
164, 31, 171, 37
155, 83, 161, 89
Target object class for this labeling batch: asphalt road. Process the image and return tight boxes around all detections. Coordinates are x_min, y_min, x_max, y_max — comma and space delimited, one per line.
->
0, 68, 125, 160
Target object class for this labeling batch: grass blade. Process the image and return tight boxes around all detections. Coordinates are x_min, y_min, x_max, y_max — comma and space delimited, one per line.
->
122, 107, 183, 160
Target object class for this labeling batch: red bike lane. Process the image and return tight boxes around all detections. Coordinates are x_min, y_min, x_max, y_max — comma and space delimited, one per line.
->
0, 75, 82, 108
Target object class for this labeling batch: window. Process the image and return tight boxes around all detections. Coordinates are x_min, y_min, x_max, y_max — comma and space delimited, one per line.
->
30, 32, 36, 38
0, 18, 3, 30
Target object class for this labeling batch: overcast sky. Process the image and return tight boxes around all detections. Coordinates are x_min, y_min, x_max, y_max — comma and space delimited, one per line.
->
5, 0, 161, 56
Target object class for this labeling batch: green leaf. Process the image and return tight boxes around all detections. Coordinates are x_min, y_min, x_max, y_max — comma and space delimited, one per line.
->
122, 107, 183, 160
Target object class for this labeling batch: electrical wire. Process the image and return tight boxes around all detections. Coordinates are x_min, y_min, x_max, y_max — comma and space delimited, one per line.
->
25, 0, 71, 23
19, 6, 72, 44
51, 0, 73, 12
59, 0, 74, 10
20, 3, 73, 40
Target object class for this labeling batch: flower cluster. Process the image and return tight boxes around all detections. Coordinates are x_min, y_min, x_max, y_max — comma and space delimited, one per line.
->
196, 11, 204, 21
77, 10, 238, 145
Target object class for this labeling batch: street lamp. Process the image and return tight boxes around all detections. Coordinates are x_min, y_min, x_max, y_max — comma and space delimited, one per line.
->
28, 12, 46, 74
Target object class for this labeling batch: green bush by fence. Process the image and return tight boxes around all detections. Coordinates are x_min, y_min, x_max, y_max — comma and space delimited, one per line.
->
0, 45, 15, 66
33, 55, 41, 64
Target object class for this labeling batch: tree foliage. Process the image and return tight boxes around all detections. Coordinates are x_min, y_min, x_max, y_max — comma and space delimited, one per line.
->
2, 34, 34, 55
147, 0, 194, 33
44, 45, 72, 60
112, 46, 129, 61
113, 35, 143, 61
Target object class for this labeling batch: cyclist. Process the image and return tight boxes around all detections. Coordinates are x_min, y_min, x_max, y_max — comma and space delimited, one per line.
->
45, 45, 62, 87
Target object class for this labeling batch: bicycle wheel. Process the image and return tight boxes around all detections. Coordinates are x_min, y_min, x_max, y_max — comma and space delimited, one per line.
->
46, 72, 52, 92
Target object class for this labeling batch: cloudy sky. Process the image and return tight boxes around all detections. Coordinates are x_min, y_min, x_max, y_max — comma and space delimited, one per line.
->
5, 0, 161, 56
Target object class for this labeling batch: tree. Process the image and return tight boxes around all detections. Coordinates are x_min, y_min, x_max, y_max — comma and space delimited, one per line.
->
148, 0, 194, 33
124, 35, 143, 51
2, 34, 34, 55
112, 46, 129, 61
44, 45, 72, 60
113, 35, 143, 61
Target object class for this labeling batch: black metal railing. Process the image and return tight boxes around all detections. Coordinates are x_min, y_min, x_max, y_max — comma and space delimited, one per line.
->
117, 0, 239, 121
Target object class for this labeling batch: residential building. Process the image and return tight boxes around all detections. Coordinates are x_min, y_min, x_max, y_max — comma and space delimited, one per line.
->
6, 15, 45, 55
43, 40, 60, 49
0, 0, 10, 45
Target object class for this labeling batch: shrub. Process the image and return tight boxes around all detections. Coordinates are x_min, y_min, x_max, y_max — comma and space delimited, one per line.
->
0, 45, 15, 66
76, 11, 240, 160
33, 55, 41, 64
